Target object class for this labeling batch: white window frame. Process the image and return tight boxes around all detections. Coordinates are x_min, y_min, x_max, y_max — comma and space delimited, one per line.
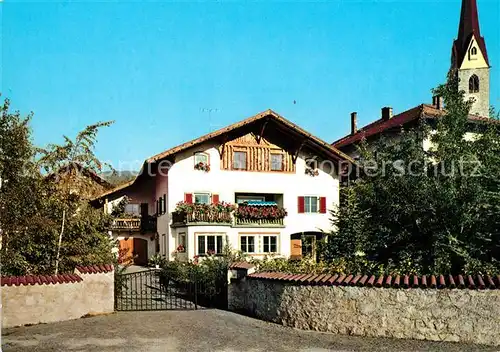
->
262, 235, 279, 254
196, 233, 225, 256
124, 203, 140, 216
304, 196, 320, 213
194, 152, 209, 165
240, 235, 256, 253
177, 232, 186, 253
270, 153, 283, 171
232, 151, 247, 170
194, 192, 211, 205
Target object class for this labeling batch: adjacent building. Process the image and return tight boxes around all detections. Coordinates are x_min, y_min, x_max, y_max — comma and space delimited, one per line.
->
333, 0, 494, 158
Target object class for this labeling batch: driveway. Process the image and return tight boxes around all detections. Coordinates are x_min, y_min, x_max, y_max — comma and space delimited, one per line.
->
2, 310, 494, 352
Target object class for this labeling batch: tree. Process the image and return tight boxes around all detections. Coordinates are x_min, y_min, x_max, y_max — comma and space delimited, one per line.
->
0, 97, 116, 276
323, 72, 500, 275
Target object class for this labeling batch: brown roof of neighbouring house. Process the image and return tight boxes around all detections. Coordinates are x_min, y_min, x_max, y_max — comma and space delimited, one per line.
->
248, 271, 500, 290
332, 104, 498, 149
46, 163, 113, 189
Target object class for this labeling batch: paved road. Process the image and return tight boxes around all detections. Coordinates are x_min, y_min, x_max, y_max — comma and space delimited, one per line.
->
2, 310, 494, 352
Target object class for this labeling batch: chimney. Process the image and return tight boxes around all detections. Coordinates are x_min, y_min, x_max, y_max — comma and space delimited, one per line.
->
351, 112, 358, 134
381, 107, 393, 121
432, 95, 444, 110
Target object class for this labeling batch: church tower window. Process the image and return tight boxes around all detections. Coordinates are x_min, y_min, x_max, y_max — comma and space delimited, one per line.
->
469, 75, 479, 93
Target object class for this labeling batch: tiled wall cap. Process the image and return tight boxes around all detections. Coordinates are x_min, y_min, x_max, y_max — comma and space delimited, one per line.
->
75, 264, 114, 274
1, 274, 83, 287
229, 262, 255, 270
247, 272, 500, 290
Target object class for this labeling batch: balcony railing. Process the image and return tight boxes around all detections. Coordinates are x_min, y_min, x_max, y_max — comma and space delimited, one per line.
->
234, 217, 284, 226
110, 216, 157, 232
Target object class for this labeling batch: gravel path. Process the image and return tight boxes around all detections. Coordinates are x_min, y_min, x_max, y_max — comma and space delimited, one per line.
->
2, 310, 494, 352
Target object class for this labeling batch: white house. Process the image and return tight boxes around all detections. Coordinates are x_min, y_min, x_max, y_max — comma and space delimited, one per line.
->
92, 110, 353, 264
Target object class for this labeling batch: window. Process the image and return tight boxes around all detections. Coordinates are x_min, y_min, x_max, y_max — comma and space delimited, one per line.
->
125, 203, 140, 215
194, 152, 208, 165
471, 47, 477, 56
304, 196, 319, 213
197, 234, 224, 255
194, 193, 210, 204
233, 151, 247, 170
240, 236, 255, 253
469, 75, 480, 93
270, 153, 283, 171
263, 235, 278, 253
236, 195, 265, 204
177, 233, 186, 252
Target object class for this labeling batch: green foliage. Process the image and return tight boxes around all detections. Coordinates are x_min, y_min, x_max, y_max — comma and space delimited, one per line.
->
0, 96, 115, 276
322, 72, 500, 275
111, 196, 129, 217
148, 253, 167, 267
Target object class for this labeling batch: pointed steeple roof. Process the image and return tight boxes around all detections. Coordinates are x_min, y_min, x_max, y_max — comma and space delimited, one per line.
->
452, 0, 489, 67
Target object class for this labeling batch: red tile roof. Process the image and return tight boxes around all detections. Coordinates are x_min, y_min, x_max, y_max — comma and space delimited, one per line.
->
1, 274, 82, 287
332, 104, 498, 149
247, 272, 500, 290
76, 264, 114, 274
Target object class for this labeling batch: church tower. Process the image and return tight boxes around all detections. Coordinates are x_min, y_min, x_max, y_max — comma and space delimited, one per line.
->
451, 0, 490, 117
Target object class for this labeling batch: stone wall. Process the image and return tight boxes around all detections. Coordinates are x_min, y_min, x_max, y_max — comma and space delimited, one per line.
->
229, 274, 500, 346
2, 265, 114, 328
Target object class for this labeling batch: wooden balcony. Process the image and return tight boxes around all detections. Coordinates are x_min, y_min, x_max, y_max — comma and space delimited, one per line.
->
110, 216, 157, 232
171, 211, 232, 226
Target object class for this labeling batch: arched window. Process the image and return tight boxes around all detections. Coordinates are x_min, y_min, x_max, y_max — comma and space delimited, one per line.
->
469, 75, 480, 93
471, 47, 477, 56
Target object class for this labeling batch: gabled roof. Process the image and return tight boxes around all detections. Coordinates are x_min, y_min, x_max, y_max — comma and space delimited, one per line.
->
91, 178, 135, 200
332, 104, 498, 149
147, 109, 353, 164
94, 109, 354, 201
452, 0, 489, 67
47, 163, 113, 189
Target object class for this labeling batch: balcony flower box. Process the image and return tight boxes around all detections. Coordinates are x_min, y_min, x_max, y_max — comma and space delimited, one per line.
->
194, 162, 210, 172
234, 203, 287, 226
172, 201, 235, 224
305, 166, 319, 177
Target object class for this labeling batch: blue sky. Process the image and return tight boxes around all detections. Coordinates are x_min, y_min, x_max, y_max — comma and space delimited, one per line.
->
2, 0, 499, 170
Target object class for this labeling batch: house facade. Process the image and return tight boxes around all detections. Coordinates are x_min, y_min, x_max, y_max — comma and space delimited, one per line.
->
93, 110, 353, 264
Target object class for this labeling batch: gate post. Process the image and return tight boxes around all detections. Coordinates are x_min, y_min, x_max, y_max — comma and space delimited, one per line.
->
194, 279, 198, 310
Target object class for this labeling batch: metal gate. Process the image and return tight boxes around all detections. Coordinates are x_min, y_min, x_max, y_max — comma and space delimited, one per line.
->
114, 269, 227, 311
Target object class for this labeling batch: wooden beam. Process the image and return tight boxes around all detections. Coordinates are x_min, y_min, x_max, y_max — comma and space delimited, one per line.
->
217, 136, 229, 160
292, 140, 307, 164
255, 120, 269, 144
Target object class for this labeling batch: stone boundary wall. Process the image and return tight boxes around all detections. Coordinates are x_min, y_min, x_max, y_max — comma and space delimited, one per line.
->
1, 265, 114, 328
228, 271, 500, 346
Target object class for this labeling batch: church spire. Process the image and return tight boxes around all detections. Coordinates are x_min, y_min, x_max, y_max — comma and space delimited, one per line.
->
451, 0, 490, 117
452, 0, 489, 68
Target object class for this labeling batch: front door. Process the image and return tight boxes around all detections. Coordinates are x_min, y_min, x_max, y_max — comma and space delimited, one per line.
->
302, 235, 317, 259
133, 238, 148, 266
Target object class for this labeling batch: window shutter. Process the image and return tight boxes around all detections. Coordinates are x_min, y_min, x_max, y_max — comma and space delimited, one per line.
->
184, 193, 193, 204
163, 194, 167, 214
298, 196, 305, 213
212, 194, 219, 204
319, 197, 327, 213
